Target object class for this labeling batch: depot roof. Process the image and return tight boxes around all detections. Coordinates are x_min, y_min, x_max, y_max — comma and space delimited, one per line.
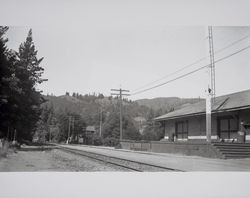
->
154, 89, 250, 121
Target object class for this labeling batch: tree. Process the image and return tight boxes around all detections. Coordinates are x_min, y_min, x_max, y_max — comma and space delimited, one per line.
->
123, 114, 142, 140
102, 111, 120, 139
55, 110, 70, 142
70, 113, 86, 142
102, 110, 141, 141
0, 26, 13, 137
34, 103, 55, 142
141, 121, 164, 141
98, 93, 104, 99
14, 29, 47, 141
141, 107, 164, 141
0, 27, 21, 139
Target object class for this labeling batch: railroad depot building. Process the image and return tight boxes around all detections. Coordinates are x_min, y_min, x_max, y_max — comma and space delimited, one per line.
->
154, 90, 250, 142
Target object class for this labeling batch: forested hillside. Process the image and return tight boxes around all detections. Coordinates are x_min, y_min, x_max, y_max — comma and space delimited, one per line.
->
34, 92, 202, 145
36, 93, 156, 143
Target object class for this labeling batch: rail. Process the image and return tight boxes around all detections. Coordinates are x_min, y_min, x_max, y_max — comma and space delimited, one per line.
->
57, 146, 184, 172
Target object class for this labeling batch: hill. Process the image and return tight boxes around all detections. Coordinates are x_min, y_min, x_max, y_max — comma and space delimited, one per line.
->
43, 94, 150, 125
136, 97, 204, 112
44, 94, 204, 121
36, 93, 204, 143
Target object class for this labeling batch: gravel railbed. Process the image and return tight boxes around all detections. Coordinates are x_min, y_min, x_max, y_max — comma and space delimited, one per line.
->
60, 147, 175, 171
51, 149, 129, 171
0, 147, 129, 171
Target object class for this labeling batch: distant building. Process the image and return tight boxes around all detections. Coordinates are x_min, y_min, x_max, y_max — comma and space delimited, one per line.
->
155, 90, 250, 142
86, 126, 96, 133
79, 126, 96, 144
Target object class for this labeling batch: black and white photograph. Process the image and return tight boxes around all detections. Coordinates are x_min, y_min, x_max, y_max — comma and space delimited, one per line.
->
1, 0, 250, 198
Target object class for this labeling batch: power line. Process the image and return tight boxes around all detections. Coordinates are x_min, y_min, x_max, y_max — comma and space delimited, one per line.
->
131, 45, 250, 96
131, 33, 250, 93
215, 33, 250, 54
132, 57, 206, 92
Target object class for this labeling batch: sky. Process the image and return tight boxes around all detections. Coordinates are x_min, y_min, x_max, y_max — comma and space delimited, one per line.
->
3, 1, 250, 101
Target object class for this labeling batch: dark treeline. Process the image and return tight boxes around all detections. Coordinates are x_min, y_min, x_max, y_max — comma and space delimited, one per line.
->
0, 27, 46, 142
35, 92, 166, 146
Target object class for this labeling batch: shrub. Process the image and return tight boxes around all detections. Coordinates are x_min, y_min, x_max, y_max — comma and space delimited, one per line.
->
0, 149, 7, 158
92, 135, 103, 146
103, 137, 119, 147
0, 140, 9, 158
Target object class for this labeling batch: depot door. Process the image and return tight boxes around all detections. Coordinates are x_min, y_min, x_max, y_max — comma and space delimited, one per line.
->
175, 120, 188, 139
217, 116, 238, 139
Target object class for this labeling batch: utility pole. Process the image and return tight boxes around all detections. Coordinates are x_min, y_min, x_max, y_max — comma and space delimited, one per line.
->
208, 26, 216, 102
67, 116, 71, 144
48, 113, 52, 142
72, 116, 75, 141
111, 88, 130, 140
99, 106, 103, 137
7, 126, 10, 141
48, 126, 51, 142
13, 129, 17, 143
205, 26, 216, 143
206, 90, 212, 143
10, 129, 13, 141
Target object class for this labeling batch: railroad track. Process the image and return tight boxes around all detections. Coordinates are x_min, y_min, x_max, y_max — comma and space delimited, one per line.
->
57, 146, 184, 172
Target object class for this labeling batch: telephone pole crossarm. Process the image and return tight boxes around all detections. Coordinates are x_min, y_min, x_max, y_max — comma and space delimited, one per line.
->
111, 89, 129, 92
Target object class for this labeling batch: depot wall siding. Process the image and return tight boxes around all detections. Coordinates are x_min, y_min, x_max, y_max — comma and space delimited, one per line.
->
120, 140, 223, 158
164, 115, 218, 139
150, 141, 222, 158
162, 110, 250, 139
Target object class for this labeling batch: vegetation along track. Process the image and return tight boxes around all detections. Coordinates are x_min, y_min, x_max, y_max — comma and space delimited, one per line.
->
57, 146, 184, 172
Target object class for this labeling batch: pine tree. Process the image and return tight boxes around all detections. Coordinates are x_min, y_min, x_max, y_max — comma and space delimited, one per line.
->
0, 26, 11, 137
14, 29, 47, 141
34, 103, 55, 142
0, 27, 21, 139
